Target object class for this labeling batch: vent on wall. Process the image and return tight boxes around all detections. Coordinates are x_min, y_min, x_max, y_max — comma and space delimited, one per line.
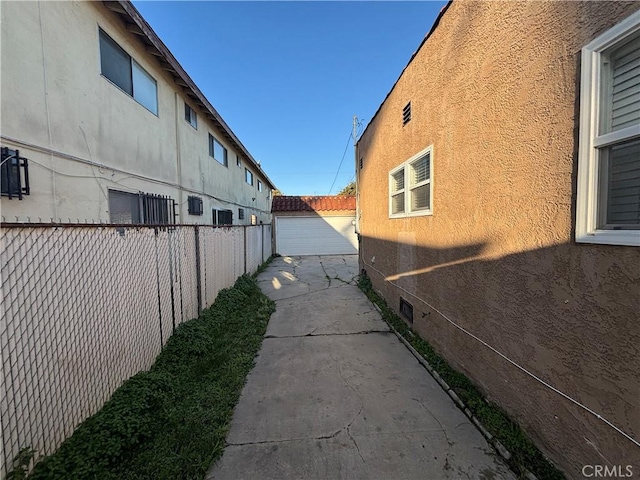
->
188, 195, 203, 215
402, 102, 411, 126
399, 297, 414, 323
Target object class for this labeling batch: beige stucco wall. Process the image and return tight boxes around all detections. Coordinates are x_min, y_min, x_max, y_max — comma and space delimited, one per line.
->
357, 1, 640, 477
0, 1, 271, 225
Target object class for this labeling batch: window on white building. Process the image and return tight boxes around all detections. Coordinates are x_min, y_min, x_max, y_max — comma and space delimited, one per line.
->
245, 168, 253, 185
209, 135, 228, 167
99, 29, 158, 115
185, 103, 197, 129
576, 11, 640, 246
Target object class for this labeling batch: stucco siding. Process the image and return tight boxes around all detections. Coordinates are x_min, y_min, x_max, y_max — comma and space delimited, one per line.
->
357, 1, 640, 477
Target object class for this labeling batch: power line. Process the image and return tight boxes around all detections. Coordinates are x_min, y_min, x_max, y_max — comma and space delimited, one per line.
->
327, 129, 354, 195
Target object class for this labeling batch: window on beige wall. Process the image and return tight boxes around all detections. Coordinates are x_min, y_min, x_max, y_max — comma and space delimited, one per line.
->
389, 146, 433, 218
577, 11, 640, 246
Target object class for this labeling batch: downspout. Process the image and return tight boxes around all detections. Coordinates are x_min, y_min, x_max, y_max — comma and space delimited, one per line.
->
354, 116, 361, 268
38, 0, 58, 220
174, 92, 183, 223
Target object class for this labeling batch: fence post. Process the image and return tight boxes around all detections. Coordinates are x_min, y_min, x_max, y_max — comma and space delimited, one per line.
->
194, 225, 202, 315
243, 226, 247, 274
168, 229, 177, 333
153, 229, 164, 348
261, 224, 265, 264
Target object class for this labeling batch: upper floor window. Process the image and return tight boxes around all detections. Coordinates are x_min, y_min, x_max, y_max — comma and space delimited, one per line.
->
389, 146, 432, 218
236, 154, 242, 167
576, 11, 640, 246
257, 180, 263, 192
99, 29, 158, 115
185, 103, 197, 129
209, 135, 228, 167
245, 168, 253, 185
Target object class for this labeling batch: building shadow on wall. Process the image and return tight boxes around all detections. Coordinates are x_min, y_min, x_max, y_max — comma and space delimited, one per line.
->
358, 234, 640, 475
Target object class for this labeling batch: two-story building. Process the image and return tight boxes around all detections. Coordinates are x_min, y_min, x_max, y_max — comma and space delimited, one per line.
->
1, 1, 275, 226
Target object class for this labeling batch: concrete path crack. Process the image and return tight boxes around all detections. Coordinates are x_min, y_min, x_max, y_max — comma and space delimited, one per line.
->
347, 427, 366, 464
328, 350, 366, 462
226, 429, 344, 447
265, 281, 356, 303
264, 330, 391, 339
411, 396, 455, 447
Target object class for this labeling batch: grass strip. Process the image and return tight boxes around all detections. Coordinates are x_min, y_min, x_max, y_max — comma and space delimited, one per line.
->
357, 272, 565, 480
25, 269, 275, 479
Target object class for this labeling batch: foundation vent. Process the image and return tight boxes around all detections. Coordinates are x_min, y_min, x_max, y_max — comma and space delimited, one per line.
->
400, 297, 414, 323
402, 102, 411, 125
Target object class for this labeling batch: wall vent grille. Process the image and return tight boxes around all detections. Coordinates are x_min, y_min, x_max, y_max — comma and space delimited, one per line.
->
400, 297, 414, 323
402, 102, 411, 125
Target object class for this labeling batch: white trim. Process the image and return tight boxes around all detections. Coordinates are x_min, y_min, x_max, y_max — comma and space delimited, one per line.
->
388, 164, 406, 218
388, 145, 433, 219
593, 126, 640, 148
576, 11, 640, 247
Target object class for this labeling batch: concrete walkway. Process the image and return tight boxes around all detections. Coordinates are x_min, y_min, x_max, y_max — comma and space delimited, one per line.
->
207, 255, 515, 480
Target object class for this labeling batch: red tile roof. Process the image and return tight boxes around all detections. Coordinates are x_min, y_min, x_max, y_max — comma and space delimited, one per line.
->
272, 196, 356, 212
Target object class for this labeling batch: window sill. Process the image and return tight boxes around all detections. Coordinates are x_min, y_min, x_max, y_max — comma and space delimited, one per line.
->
576, 230, 640, 247
389, 210, 432, 219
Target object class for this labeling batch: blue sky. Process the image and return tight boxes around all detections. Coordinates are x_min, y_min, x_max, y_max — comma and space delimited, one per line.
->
133, 1, 447, 195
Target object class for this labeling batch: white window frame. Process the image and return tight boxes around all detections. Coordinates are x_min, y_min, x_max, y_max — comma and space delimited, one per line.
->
389, 145, 433, 218
576, 11, 640, 246
245, 168, 254, 186
257, 180, 263, 192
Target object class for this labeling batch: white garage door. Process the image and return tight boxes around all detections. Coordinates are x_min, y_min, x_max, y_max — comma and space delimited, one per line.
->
275, 216, 358, 256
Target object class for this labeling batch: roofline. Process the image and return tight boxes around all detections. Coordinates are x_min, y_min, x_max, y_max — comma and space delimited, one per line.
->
103, 1, 277, 190
357, 0, 453, 146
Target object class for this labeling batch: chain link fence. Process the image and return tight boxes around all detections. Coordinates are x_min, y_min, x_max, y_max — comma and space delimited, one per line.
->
0, 223, 272, 477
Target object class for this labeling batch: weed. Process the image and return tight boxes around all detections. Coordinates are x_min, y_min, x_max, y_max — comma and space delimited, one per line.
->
6, 448, 35, 480
357, 272, 564, 480
253, 254, 277, 278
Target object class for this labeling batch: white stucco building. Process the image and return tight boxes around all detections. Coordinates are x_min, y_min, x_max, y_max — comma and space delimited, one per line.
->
1, 1, 275, 225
